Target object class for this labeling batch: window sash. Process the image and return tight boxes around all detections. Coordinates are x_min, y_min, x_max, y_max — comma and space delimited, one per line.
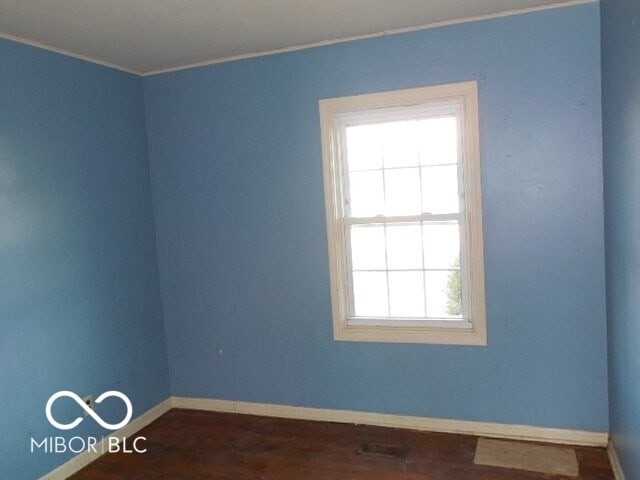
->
339, 108, 464, 220
343, 214, 470, 324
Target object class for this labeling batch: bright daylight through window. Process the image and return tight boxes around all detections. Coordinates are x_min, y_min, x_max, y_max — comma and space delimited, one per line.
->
320, 82, 486, 345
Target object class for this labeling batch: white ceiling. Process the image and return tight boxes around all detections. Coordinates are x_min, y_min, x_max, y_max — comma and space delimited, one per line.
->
0, 0, 583, 74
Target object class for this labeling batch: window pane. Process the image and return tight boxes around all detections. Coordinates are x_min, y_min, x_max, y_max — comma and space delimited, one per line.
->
425, 270, 462, 318
384, 168, 421, 215
423, 222, 460, 269
419, 117, 458, 166
349, 170, 384, 217
381, 120, 420, 168
353, 271, 388, 317
350, 225, 386, 270
386, 223, 423, 269
389, 271, 425, 317
421, 165, 460, 214
346, 124, 383, 171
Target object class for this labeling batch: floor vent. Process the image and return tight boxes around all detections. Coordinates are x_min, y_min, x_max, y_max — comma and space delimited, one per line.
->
357, 442, 409, 459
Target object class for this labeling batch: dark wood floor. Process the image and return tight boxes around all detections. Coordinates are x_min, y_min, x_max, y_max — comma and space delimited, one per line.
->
71, 409, 614, 479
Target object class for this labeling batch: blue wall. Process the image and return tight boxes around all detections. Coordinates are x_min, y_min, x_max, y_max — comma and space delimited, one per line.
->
0, 39, 169, 478
0, 4, 613, 478
144, 3, 608, 432
601, 0, 640, 477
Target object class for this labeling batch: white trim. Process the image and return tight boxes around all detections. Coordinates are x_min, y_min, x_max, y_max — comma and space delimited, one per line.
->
172, 396, 608, 447
39, 395, 610, 478
608, 440, 627, 480
144, 0, 596, 76
0, 32, 141, 75
0, 0, 596, 76
40, 397, 172, 480
319, 81, 486, 345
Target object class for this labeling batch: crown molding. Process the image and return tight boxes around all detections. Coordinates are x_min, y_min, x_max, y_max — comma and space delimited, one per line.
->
0, 32, 142, 75
1, 0, 596, 77
144, 0, 597, 76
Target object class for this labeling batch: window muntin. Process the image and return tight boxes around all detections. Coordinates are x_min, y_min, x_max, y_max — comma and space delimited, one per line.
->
320, 82, 486, 345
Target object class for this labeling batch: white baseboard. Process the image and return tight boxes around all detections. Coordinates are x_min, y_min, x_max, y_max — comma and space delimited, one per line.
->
40, 397, 172, 480
608, 440, 627, 480
39, 395, 610, 479
171, 396, 608, 447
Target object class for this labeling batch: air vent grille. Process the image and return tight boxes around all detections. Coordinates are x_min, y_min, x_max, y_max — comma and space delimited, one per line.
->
357, 442, 409, 459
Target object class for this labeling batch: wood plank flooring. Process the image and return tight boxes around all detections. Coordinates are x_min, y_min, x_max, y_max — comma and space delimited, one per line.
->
71, 409, 614, 479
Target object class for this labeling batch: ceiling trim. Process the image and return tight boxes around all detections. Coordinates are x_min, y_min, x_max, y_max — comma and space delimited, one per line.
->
0, 0, 596, 77
0, 31, 142, 75
143, 0, 596, 76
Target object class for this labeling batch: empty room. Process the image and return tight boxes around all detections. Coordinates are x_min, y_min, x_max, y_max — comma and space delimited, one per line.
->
0, 0, 637, 478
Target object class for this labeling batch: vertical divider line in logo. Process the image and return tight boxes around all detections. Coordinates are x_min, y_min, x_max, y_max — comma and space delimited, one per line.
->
46, 391, 133, 431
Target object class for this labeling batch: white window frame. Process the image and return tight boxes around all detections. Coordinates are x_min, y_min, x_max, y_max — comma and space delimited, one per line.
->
319, 81, 486, 345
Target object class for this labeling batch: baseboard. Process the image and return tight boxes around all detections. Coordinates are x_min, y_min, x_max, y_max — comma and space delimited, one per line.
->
40, 397, 172, 480
39, 395, 610, 478
171, 396, 608, 447
608, 440, 627, 480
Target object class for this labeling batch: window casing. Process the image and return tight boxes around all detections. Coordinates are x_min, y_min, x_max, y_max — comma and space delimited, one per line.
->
320, 82, 486, 345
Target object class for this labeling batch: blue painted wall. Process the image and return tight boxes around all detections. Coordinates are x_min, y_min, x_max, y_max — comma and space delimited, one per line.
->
601, 0, 640, 476
0, 39, 169, 478
144, 3, 608, 432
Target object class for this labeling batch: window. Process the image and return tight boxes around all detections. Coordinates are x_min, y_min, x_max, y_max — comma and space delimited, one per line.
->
319, 81, 486, 345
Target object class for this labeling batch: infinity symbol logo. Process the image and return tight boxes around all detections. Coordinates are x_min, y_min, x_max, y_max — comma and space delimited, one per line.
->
46, 391, 133, 431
